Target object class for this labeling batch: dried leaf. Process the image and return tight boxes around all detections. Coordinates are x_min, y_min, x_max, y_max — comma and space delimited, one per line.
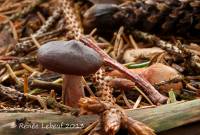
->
108, 63, 182, 94
123, 47, 164, 63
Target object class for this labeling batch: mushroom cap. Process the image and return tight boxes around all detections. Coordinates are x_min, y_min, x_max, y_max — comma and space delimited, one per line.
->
37, 40, 103, 75
83, 4, 120, 33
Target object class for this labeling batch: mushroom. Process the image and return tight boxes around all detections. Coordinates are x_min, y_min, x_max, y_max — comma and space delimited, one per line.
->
37, 40, 103, 107
83, 4, 120, 34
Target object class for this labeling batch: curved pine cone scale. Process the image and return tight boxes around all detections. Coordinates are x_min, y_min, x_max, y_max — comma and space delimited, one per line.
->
84, 0, 200, 40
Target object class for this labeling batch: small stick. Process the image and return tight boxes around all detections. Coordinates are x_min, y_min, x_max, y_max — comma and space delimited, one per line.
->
116, 39, 124, 60
0, 69, 26, 83
37, 11, 46, 24
129, 35, 138, 49
52, 78, 63, 84
133, 95, 142, 109
105, 46, 113, 54
23, 74, 29, 94
121, 90, 132, 108
30, 79, 62, 94
134, 86, 153, 105
5, 64, 21, 85
98, 37, 111, 45
97, 43, 110, 49
8, 20, 18, 41
89, 28, 97, 36
21, 63, 36, 73
29, 71, 40, 78
186, 83, 199, 92
82, 77, 95, 96
114, 27, 124, 58
30, 35, 41, 48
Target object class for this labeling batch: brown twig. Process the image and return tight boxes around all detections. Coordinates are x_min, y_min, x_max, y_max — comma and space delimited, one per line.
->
82, 77, 95, 96
80, 36, 167, 105
23, 74, 29, 94
30, 79, 62, 94
5, 63, 22, 86
134, 86, 154, 105
133, 95, 142, 109
121, 90, 132, 109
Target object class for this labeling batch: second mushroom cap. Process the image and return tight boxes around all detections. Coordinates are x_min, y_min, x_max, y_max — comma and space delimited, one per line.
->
37, 40, 103, 75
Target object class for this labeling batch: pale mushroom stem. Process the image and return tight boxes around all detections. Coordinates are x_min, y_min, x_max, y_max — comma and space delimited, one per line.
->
62, 75, 84, 107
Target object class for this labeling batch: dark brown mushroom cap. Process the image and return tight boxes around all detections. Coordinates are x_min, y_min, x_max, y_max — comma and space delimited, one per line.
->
37, 40, 103, 75
83, 4, 120, 34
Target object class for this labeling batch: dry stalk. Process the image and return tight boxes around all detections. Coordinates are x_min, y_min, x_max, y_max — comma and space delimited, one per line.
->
5, 63, 22, 86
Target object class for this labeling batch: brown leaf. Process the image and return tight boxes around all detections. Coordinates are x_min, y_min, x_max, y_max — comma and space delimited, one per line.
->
108, 63, 182, 94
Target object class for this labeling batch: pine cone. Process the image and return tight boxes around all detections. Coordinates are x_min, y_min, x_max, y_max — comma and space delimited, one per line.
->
84, 0, 200, 40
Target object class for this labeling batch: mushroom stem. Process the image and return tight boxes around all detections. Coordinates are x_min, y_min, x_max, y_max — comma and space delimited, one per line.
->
80, 36, 167, 104
62, 75, 84, 107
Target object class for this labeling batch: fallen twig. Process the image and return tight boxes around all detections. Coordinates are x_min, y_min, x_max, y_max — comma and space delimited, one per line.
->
80, 36, 167, 105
